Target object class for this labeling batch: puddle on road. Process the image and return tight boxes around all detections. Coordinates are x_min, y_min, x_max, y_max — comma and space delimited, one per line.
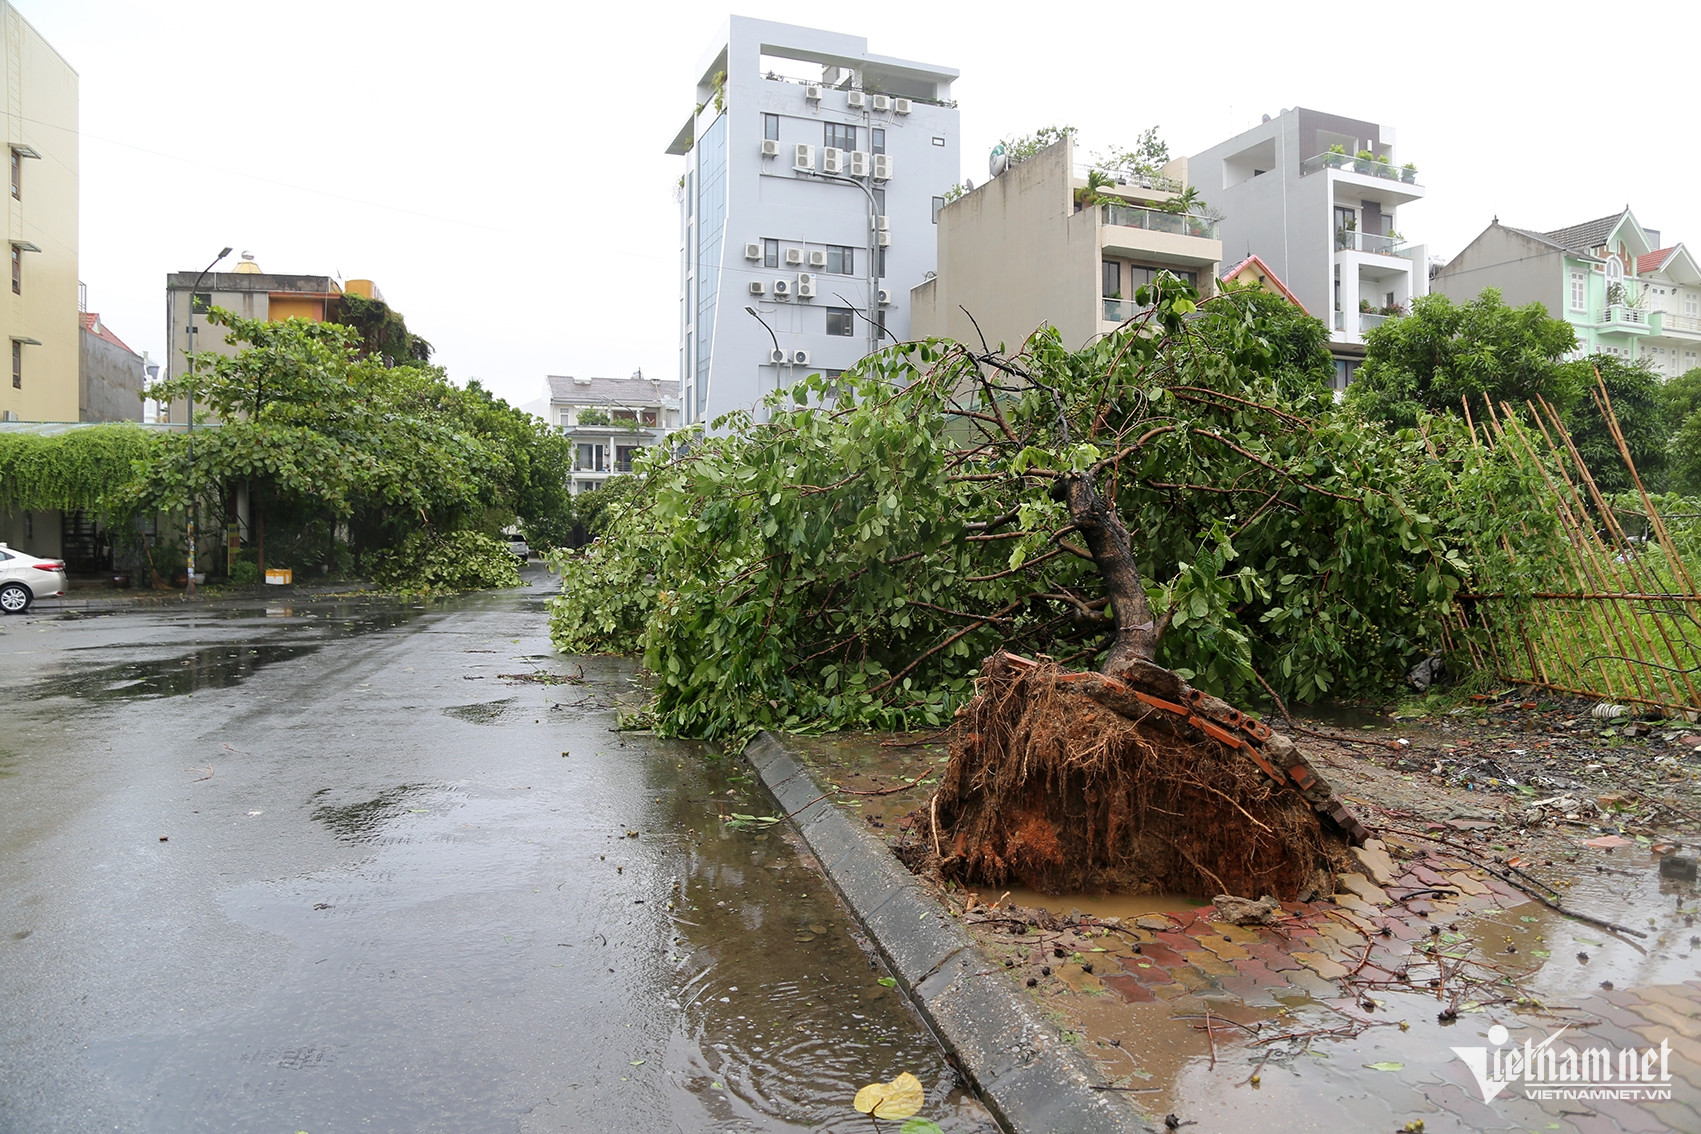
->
442, 698, 522, 724
309, 783, 439, 843
19, 643, 323, 702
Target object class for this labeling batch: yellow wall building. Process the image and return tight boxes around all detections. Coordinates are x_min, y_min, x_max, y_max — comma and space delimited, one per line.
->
0, 1, 78, 424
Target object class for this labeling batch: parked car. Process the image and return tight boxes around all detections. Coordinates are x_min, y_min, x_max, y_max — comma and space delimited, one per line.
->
0, 543, 68, 614
508, 534, 530, 566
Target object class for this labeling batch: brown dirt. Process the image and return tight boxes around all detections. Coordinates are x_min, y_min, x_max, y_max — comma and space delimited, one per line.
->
926, 654, 1351, 901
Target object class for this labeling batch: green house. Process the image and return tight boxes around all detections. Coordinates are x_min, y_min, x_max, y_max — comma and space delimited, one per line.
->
1434, 208, 1700, 377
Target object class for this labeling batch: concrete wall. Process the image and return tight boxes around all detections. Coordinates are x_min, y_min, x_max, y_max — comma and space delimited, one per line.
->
0, 507, 60, 558
677, 18, 959, 427
79, 324, 144, 422
1431, 224, 1563, 313
0, 2, 78, 424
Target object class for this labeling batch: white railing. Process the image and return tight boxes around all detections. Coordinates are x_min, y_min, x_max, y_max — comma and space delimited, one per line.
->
1662, 312, 1701, 333
1100, 202, 1218, 240
1102, 297, 1152, 323
1335, 230, 1409, 256
1603, 305, 1649, 326
1360, 311, 1392, 334
1075, 163, 1183, 194
1300, 151, 1420, 185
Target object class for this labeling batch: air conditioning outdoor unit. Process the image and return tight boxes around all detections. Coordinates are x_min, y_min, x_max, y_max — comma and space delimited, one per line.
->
791, 349, 811, 365
793, 143, 815, 171
796, 272, 817, 297
846, 91, 866, 109
873, 215, 889, 231
769, 348, 788, 364
773, 279, 793, 298
821, 147, 844, 174
872, 154, 894, 181
785, 247, 805, 266
805, 84, 822, 101
876, 231, 891, 247
808, 249, 827, 267
848, 150, 870, 177
871, 95, 891, 112
878, 288, 893, 306
744, 242, 763, 260
749, 280, 766, 295
760, 138, 780, 157
893, 98, 912, 115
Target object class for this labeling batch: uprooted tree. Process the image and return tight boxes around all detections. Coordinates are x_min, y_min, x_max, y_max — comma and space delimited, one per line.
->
552, 278, 1474, 897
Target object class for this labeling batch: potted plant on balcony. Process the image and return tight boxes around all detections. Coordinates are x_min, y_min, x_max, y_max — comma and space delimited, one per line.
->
1353, 148, 1375, 174
1074, 169, 1115, 211
1359, 298, 1374, 314
1325, 144, 1348, 169
1374, 154, 1395, 178
1401, 162, 1417, 184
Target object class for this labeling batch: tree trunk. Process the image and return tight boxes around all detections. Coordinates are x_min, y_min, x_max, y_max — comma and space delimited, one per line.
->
1057, 471, 1163, 677
255, 484, 266, 576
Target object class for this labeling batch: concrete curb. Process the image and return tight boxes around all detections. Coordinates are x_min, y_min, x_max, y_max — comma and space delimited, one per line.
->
743, 731, 1146, 1134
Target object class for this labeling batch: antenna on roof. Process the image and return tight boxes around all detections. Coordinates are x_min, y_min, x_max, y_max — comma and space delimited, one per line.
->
631, 368, 643, 380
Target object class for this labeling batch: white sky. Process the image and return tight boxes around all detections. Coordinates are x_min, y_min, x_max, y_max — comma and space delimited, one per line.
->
21, 0, 1701, 410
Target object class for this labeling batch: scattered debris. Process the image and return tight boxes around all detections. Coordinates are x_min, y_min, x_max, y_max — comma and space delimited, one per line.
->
1211, 894, 1284, 926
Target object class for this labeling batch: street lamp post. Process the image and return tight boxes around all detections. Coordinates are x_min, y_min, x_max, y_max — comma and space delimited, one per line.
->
184, 247, 232, 598
805, 171, 883, 357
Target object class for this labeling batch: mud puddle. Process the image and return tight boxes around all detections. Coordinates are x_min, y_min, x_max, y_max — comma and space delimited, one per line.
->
19, 643, 323, 701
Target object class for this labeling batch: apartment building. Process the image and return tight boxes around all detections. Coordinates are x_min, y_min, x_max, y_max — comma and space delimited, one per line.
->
0, 1, 78, 424
1433, 210, 1701, 377
912, 135, 1219, 350
539, 374, 682, 495
1191, 108, 1428, 387
667, 17, 959, 427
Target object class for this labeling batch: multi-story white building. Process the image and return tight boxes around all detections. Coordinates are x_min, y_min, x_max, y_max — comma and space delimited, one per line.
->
536, 374, 682, 495
666, 18, 959, 427
1191, 108, 1428, 387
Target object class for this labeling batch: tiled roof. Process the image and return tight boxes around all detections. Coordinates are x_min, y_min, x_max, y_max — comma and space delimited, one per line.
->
1539, 212, 1626, 254
1219, 254, 1309, 315
545, 375, 677, 407
79, 312, 137, 355
1637, 248, 1675, 275
1499, 224, 1574, 254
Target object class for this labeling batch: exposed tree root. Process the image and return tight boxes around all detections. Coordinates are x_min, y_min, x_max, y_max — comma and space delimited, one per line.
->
925, 653, 1366, 901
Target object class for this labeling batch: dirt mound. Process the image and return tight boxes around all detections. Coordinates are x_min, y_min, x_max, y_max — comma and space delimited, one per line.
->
927, 653, 1364, 901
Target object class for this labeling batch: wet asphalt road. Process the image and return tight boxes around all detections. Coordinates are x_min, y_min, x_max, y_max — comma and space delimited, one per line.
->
0, 580, 986, 1134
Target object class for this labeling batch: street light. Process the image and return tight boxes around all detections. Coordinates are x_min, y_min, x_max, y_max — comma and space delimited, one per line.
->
803, 171, 882, 357
184, 246, 232, 597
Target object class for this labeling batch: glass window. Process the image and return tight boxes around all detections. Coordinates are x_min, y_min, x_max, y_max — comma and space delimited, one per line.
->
763, 238, 779, 269
763, 113, 780, 141
932, 196, 945, 224
826, 245, 855, 275
11, 340, 20, 388
873, 188, 886, 215
826, 307, 856, 336
878, 246, 886, 279
824, 123, 857, 151
191, 291, 214, 314
1102, 260, 1120, 297
871, 128, 886, 155
9, 246, 18, 295
1570, 271, 1586, 311
9, 150, 18, 200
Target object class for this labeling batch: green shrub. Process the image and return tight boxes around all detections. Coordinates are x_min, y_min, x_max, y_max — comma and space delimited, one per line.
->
369, 530, 521, 593
228, 557, 261, 585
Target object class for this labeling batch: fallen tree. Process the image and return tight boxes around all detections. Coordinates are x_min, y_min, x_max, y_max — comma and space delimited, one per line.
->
552, 278, 1471, 894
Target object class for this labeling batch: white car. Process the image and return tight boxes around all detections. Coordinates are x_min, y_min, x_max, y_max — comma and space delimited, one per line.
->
0, 543, 68, 614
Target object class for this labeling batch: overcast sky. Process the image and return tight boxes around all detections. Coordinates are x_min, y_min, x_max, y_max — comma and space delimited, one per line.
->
21, 0, 1701, 410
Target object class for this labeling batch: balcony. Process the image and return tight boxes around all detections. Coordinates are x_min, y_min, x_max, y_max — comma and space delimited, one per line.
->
1101, 202, 1217, 240
1074, 163, 1183, 194
1335, 309, 1403, 336
1334, 229, 1408, 257
1601, 305, 1652, 331
1301, 151, 1420, 185
1102, 297, 1151, 323
1661, 312, 1701, 335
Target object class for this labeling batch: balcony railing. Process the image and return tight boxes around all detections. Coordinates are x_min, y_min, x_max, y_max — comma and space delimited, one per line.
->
1102, 297, 1153, 323
1602, 305, 1650, 327
1300, 151, 1420, 185
1100, 203, 1218, 240
1359, 311, 1393, 334
1075, 164, 1183, 194
1662, 312, 1701, 333
1334, 229, 1409, 257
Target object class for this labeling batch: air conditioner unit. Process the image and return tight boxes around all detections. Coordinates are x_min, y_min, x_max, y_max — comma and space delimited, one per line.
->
807, 249, 827, 267
871, 95, 891, 112
848, 150, 870, 177
878, 289, 893, 306
769, 348, 787, 364
744, 242, 762, 260
873, 215, 889, 231
785, 247, 805, 266
876, 231, 891, 247
760, 138, 780, 157
872, 154, 894, 181
791, 349, 811, 366
773, 279, 793, 298
749, 280, 766, 295
821, 147, 844, 174
893, 98, 912, 115
846, 91, 866, 109
796, 272, 817, 297
805, 84, 822, 101
793, 143, 815, 171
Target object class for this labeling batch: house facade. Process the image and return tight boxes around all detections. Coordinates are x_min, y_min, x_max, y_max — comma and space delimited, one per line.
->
1433, 210, 1701, 378
667, 17, 959, 427
1191, 108, 1428, 388
541, 374, 682, 495
911, 135, 1219, 350
0, 1, 79, 425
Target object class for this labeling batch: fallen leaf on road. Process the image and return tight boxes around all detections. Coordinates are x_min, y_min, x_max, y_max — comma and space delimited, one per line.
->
1583, 835, 1633, 849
